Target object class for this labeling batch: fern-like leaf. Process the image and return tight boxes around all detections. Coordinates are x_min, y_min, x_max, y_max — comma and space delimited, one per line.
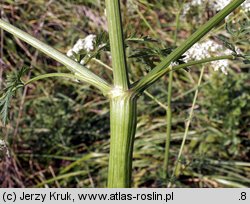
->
0, 66, 28, 126
218, 20, 250, 64
0, 90, 13, 126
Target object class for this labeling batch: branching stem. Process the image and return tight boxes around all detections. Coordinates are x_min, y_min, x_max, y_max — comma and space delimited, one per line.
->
0, 19, 111, 94
131, 0, 245, 94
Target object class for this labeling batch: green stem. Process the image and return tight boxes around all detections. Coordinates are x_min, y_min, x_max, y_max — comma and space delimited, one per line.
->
92, 58, 113, 71
172, 55, 234, 71
172, 81, 210, 102
164, 2, 181, 179
144, 91, 168, 110
24, 73, 86, 85
136, 6, 158, 38
134, 54, 234, 93
92, 58, 169, 110
106, 0, 136, 188
0, 19, 111, 94
169, 66, 205, 187
108, 92, 137, 187
164, 71, 172, 178
105, 0, 129, 90
173, 5, 181, 45
22, 55, 233, 189
131, 0, 245, 94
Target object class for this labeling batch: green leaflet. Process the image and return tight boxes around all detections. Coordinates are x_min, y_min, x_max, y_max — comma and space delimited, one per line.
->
0, 66, 28, 126
0, 89, 13, 126
218, 19, 250, 63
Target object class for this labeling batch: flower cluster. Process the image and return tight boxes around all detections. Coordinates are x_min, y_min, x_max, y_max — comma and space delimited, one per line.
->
242, 0, 250, 12
213, 0, 231, 11
182, 0, 250, 16
211, 0, 249, 12
184, 40, 232, 75
67, 34, 96, 65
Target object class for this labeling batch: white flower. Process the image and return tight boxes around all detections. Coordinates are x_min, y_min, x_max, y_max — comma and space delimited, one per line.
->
212, 0, 231, 11
182, 4, 191, 16
211, 59, 229, 75
66, 34, 96, 69
72, 39, 85, 53
191, 0, 205, 6
67, 34, 96, 57
242, 0, 250, 12
182, 0, 250, 15
182, 0, 207, 16
66, 49, 74, 57
184, 39, 232, 74
83, 34, 96, 52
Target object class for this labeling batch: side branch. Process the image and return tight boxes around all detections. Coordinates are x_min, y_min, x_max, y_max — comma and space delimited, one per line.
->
0, 19, 111, 94
132, 55, 235, 93
131, 0, 245, 94
24, 73, 89, 85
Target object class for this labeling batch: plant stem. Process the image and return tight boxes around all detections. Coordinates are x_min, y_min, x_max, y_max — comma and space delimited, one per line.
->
99, 49, 231, 188
172, 81, 210, 102
131, 0, 245, 94
108, 92, 137, 187
164, 2, 181, 180
136, 6, 158, 38
0, 19, 111, 94
105, 0, 136, 187
172, 55, 234, 71
105, 0, 129, 90
92, 58, 113, 71
169, 66, 205, 187
144, 91, 168, 110
92, 58, 169, 110
164, 72, 172, 178
24, 73, 88, 86
132, 54, 233, 93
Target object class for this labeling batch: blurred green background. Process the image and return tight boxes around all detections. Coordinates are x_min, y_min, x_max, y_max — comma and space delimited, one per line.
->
0, 0, 249, 187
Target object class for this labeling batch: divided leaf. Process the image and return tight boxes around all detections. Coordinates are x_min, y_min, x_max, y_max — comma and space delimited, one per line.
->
0, 89, 13, 126
218, 20, 250, 64
129, 46, 184, 72
0, 66, 28, 126
216, 35, 236, 54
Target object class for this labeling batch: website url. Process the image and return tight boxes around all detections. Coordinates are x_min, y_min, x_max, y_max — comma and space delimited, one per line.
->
77, 192, 174, 202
